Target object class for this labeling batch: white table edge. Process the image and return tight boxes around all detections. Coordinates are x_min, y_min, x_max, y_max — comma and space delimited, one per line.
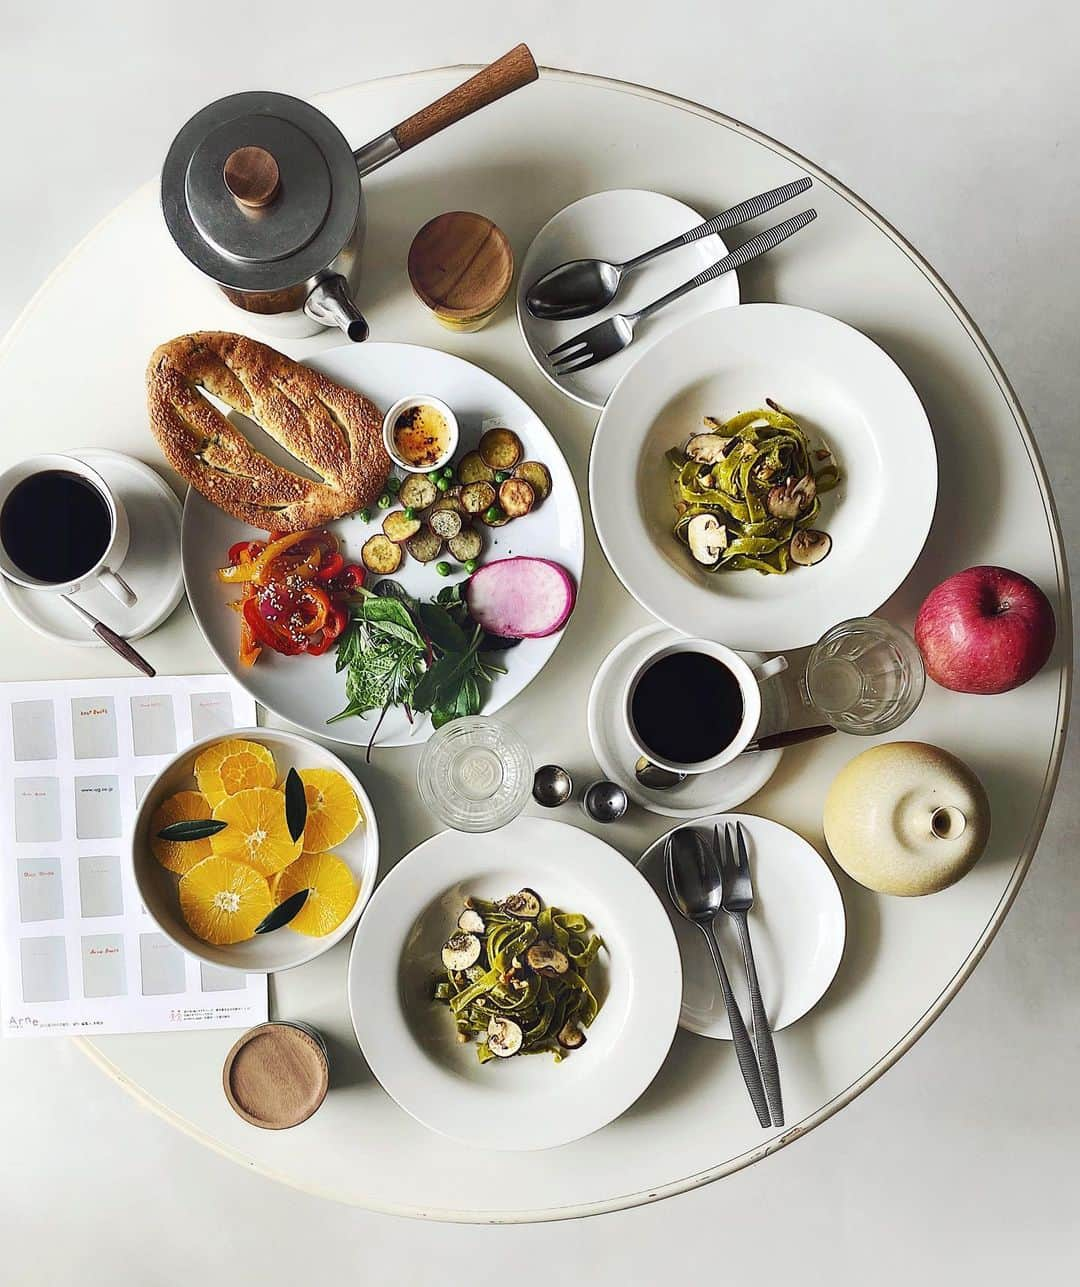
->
2, 62, 1070, 1224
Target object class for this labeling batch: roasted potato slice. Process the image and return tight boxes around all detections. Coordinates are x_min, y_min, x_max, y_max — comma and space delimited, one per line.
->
428, 507, 463, 539
498, 478, 535, 518
405, 527, 444, 563
382, 509, 422, 543
448, 528, 483, 562
460, 481, 497, 515
398, 473, 439, 510
478, 428, 523, 471
513, 460, 552, 501
457, 451, 495, 485
361, 534, 402, 575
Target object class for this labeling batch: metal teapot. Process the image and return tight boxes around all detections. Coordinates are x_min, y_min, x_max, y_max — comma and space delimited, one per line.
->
160, 45, 537, 342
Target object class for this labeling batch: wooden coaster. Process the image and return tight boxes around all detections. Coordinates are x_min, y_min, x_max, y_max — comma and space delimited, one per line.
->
408, 211, 513, 322
223, 1021, 329, 1129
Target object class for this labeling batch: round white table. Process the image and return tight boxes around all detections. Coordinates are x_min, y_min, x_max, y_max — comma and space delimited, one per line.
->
0, 66, 1068, 1222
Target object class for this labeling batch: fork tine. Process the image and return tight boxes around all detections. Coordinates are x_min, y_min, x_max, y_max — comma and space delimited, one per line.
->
552, 350, 602, 376
547, 333, 589, 359
723, 823, 737, 877
714, 824, 729, 885
735, 822, 751, 876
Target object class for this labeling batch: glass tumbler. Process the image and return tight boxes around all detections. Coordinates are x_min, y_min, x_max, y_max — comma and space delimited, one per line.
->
802, 616, 925, 735
417, 716, 534, 832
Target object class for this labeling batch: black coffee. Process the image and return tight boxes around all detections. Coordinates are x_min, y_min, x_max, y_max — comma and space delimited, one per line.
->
631, 651, 744, 764
0, 470, 112, 583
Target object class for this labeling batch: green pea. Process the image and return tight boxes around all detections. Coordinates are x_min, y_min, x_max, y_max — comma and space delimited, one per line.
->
386, 475, 401, 494
437, 477, 451, 492
464, 559, 479, 574
427, 470, 443, 483
356, 508, 371, 524
494, 471, 509, 484
442, 466, 455, 480
483, 505, 503, 523
436, 561, 452, 577
376, 494, 391, 509
404, 506, 418, 521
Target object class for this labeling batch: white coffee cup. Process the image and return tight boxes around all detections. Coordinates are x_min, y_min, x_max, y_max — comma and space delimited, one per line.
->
0, 454, 137, 607
624, 636, 787, 775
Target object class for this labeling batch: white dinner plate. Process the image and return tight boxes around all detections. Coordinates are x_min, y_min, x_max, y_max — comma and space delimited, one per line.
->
181, 343, 584, 749
347, 816, 682, 1151
637, 814, 846, 1038
589, 304, 938, 651
517, 190, 739, 409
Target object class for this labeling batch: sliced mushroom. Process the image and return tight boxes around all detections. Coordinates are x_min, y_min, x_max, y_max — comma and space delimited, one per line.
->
789, 529, 832, 566
525, 942, 570, 977
501, 889, 541, 920
766, 473, 816, 519
457, 908, 485, 934
487, 1016, 524, 1058
687, 513, 728, 565
556, 1021, 586, 1050
441, 931, 481, 971
684, 432, 732, 465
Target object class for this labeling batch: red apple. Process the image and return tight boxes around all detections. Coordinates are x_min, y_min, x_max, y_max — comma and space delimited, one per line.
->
915, 565, 1056, 694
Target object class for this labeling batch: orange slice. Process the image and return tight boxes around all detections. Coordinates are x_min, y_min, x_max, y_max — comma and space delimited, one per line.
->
150, 789, 215, 875
194, 738, 276, 808
297, 769, 362, 853
274, 852, 358, 937
210, 786, 302, 877
179, 855, 272, 945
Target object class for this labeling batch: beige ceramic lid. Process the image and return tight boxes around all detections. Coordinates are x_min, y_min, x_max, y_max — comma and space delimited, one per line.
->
222, 1022, 329, 1129
408, 211, 514, 318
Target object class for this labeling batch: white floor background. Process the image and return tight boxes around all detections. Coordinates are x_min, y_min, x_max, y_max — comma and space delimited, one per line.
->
1, 1, 1076, 1280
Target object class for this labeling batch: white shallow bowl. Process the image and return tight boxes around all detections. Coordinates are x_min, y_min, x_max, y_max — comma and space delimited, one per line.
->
181, 342, 584, 749
589, 304, 938, 651
348, 816, 682, 1151
517, 189, 738, 409
637, 814, 846, 1037
132, 727, 379, 974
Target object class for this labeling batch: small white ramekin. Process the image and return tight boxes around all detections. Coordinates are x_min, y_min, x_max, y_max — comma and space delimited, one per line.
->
381, 394, 459, 474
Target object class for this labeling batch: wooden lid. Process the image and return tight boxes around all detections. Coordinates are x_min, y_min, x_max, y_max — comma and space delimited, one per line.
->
408, 211, 513, 319
223, 146, 281, 208
222, 1022, 329, 1129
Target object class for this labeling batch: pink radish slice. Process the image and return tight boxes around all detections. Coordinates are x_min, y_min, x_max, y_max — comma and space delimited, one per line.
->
465, 557, 577, 639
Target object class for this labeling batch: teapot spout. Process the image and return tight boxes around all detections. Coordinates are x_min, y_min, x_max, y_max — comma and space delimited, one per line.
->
304, 275, 369, 342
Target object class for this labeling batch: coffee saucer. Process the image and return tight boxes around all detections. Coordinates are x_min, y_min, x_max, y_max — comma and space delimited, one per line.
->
0, 449, 184, 646
586, 623, 788, 819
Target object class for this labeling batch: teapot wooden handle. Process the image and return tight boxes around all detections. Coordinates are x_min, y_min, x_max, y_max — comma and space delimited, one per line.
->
391, 44, 538, 153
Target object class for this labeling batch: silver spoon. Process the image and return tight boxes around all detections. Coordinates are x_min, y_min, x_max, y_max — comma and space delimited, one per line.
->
665, 829, 770, 1127
526, 177, 811, 320
635, 725, 837, 791
61, 595, 155, 677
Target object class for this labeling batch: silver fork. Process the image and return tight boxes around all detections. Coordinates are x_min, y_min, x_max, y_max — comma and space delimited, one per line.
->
547, 208, 817, 376
717, 823, 784, 1127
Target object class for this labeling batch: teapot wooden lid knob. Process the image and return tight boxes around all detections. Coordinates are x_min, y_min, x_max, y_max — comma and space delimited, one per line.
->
223, 146, 280, 208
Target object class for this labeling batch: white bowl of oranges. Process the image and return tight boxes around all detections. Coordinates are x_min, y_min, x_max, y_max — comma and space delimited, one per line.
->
132, 728, 379, 973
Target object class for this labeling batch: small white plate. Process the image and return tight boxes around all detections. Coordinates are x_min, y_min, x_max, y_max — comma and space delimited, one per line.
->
586, 623, 788, 819
517, 190, 739, 409
589, 304, 939, 651
132, 727, 379, 974
181, 343, 585, 749
347, 816, 682, 1151
638, 814, 846, 1038
0, 449, 184, 645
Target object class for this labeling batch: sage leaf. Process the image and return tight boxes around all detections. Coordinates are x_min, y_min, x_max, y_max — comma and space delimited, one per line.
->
156, 817, 227, 842
284, 767, 307, 843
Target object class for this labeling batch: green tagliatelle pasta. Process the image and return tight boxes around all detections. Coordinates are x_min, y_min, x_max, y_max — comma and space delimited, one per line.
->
666, 401, 840, 575
434, 893, 604, 1063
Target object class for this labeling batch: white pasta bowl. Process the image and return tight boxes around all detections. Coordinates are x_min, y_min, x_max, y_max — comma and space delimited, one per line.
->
589, 304, 938, 652
131, 727, 379, 974
347, 816, 682, 1150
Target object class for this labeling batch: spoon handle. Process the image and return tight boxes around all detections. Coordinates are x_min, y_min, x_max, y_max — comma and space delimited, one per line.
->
700, 923, 771, 1127
622, 176, 813, 273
